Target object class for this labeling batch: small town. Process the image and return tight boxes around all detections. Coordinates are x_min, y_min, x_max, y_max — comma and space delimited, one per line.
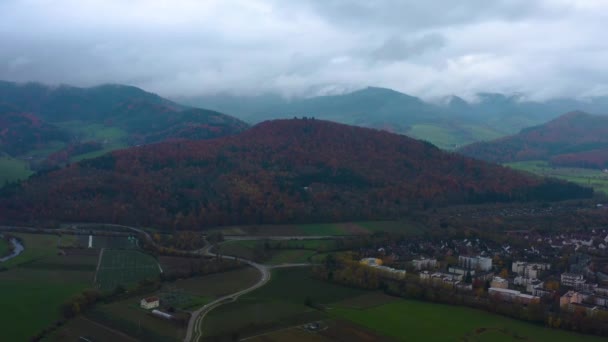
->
356, 227, 608, 321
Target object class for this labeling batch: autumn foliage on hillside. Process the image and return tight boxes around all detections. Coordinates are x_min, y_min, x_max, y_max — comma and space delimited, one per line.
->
0, 81, 249, 157
458, 111, 608, 168
0, 104, 69, 155
0, 119, 592, 230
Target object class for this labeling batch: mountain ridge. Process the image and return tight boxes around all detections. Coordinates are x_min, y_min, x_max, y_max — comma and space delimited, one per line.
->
458, 111, 608, 168
0, 118, 592, 229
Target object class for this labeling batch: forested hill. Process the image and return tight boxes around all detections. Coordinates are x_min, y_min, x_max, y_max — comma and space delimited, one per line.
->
0, 103, 70, 156
0, 81, 248, 176
0, 119, 592, 229
458, 111, 608, 168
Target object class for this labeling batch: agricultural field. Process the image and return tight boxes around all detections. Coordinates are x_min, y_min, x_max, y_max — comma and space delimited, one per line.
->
0, 156, 33, 184
95, 249, 161, 291
0, 233, 98, 341
88, 297, 186, 342
3, 233, 63, 268
506, 160, 608, 194
0, 237, 9, 256
247, 319, 396, 342
47, 316, 137, 342
331, 297, 607, 342
167, 266, 260, 299
267, 249, 317, 264
202, 267, 367, 338
209, 220, 425, 237
219, 240, 321, 264
76, 234, 139, 249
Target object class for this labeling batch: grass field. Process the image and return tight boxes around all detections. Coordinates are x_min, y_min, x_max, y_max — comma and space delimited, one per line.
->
209, 220, 426, 237
506, 160, 608, 194
168, 266, 260, 300
331, 298, 606, 342
48, 316, 137, 342
219, 240, 320, 264
0, 156, 33, 184
90, 298, 185, 342
247, 319, 396, 342
0, 237, 9, 257
202, 267, 367, 338
95, 249, 161, 291
0, 233, 98, 341
267, 249, 317, 264
3, 233, 61, 268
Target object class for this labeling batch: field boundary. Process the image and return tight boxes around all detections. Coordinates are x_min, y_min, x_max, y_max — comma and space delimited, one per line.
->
81, 316, 138, 342
93, 248, 105, 284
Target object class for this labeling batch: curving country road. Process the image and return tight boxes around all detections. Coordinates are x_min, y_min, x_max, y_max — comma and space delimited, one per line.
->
184, 244, 311, 342
3, 223, 312, 342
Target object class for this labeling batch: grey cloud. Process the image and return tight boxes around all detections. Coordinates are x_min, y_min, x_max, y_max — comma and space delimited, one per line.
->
371, 34, 447, 62
0, 0, 607, 100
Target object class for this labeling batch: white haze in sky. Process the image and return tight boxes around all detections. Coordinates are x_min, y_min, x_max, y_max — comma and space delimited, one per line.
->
1, 0, 608, 100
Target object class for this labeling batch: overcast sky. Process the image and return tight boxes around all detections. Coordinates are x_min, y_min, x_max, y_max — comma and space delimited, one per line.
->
2, 0, 608, 100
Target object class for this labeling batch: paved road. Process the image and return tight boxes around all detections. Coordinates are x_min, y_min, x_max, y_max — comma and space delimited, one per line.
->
1, 223, 313, 342
184, 244, 312, 342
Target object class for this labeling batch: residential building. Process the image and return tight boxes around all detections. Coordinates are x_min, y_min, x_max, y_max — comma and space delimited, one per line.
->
511, 261, 550, 279
448, 266, 474, 277
412, 258, 437, 270
490, 276, 509, 289
560, 291, 584, 307
459, 255, 492, 271
140, 297, 160, 310
360, 258, 405, 279
360, 258, 382, 266
561, 273, 585, 288
489, 287, 540, 304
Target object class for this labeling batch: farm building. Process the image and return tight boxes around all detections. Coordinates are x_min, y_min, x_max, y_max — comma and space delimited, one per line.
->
140, 296, 160, 310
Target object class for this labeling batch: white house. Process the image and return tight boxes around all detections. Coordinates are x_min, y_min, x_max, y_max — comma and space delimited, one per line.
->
412, 258, 437, 270
459, 255, 492, 271
140, 296, 160, 310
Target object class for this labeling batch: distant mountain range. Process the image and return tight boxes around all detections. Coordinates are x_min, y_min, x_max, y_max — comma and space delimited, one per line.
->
0, 119, 592, 229
458, 111, 608, 169
0, 81, 248, 178
174, 87, 608, 149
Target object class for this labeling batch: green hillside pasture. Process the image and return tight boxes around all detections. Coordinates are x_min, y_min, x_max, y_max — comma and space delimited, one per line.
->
332, 299, 605, 342
408, 124, 465, 149
95, 249, 161, 291
24, 140, 67, 158
203, 267, 367, 338
0, 156, 32, 184
56, 121, 128, 142
0, 249, 97, 341
506, 160, 608, 194
407, 124, 502, 150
